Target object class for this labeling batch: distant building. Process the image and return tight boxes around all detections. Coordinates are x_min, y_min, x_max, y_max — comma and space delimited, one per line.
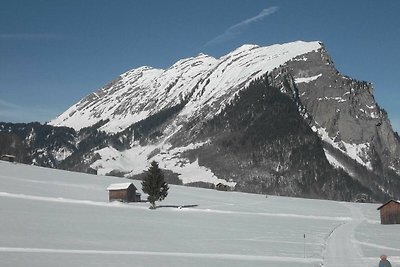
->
107, 183, 141, 202
215, 183, 230, 191
377, 199, 400, 224
86, 167, 97, 175
1, 154, 15, 163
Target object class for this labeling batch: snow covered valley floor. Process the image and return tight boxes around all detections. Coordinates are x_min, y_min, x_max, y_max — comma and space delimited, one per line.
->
0, 161, 399, 267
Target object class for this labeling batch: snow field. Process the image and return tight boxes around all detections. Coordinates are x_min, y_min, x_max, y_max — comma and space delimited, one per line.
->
0, 161, 399, 267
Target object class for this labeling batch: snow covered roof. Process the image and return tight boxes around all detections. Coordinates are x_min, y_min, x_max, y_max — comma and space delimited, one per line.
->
377, 199, 400, 210
1, 154, 15, 158
106, 182, 136, 191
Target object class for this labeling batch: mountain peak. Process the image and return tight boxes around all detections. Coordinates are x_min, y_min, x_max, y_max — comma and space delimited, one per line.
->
232, 44, 260, 53
49, 40, 322, 132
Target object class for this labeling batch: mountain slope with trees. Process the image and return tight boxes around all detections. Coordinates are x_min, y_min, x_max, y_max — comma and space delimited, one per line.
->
1, 41, 399, 202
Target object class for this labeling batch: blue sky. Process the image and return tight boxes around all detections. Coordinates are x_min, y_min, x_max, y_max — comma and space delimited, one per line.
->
1, 0, 399, 132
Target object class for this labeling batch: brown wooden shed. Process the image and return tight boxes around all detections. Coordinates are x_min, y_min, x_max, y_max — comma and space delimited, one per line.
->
107, 183, 141, 202
377, 199, 400, 224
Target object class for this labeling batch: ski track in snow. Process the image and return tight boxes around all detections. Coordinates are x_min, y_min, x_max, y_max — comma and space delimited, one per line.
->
322, 203, 366, 267
0, 247, 321, 263
194, 208, 351, 221
354, 241, 400, 252
0, 191, 350, 222
0, 192, 146, 210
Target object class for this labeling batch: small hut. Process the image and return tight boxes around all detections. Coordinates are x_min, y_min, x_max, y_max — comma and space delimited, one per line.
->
215, 183, 230, 191
377, 199, 400, 224
107, 183, 141, 202
1, 154, 15, 163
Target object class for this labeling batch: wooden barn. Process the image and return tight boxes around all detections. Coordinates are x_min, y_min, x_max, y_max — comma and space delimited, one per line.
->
1, 154, 15, 163
377, 199, 400, 224
106, 183, 141, 202
215, 183, 230, 191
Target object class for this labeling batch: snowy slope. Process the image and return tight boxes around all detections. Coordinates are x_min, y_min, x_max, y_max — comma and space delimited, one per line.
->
49, 41, 321, 133
1, 161, 399, 267
90, 141, 238, 186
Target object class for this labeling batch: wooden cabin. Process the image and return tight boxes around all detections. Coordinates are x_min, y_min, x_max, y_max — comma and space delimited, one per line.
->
107, 183, 141, 202
215, 183, 230, 191
377, 199, 400, 224
1, 154, 15, 163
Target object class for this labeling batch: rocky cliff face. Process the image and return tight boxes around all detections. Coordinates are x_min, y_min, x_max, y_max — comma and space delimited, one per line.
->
267, 46, 400, 199
285, 46, 400, 170
2, 41, 399, 202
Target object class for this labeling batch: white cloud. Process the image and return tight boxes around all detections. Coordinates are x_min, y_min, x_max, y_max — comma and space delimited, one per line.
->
204, 6, 279, 47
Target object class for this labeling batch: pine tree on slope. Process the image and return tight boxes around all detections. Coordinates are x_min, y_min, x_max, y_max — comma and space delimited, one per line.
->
141, 161, 169, 209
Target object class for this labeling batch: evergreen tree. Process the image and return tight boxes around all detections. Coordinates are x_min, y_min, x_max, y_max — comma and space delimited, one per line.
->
141, 161, 169, 209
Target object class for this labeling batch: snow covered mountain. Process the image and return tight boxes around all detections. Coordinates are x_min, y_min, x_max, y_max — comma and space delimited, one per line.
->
2, 40, 400, 201
49, 41, 321, 133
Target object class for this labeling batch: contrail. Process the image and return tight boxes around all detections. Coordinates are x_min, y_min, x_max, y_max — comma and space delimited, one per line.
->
204, 6, 279, 47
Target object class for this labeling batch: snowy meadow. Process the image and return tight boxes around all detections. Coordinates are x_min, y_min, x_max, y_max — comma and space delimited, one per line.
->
0, 161, 399, 267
